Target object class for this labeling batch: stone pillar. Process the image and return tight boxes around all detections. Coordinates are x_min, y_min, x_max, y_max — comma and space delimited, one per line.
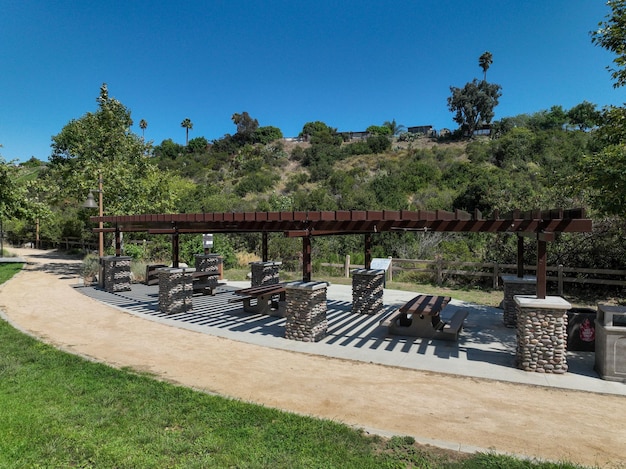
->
515, 295, 571, 374
501, 275, 537, 327
250, 261, 281, 287
158, 267, 193, 315
195, 254, 223, 279
595, 304, 626, 382
351, 269, 384, 315
284, 281, 328, 342
101, 256, 132, 293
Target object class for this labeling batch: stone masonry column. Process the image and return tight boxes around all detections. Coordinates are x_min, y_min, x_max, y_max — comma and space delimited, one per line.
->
101, 256, 132, 293
515, 295, 571, 374
195, 254, 223, 279
351, 269, 384, 315
501, 275, 537, 327
250, 261, 281, 287
284, 281, 328, 342
158, 267, 193, 315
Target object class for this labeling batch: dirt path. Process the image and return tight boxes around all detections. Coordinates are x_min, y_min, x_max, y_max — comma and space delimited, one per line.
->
1, 248, 625, 468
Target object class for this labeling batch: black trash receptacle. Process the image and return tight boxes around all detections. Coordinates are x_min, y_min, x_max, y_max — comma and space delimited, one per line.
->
567, 308, 596, 352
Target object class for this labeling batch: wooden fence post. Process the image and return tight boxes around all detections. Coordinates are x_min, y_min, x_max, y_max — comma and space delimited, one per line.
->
436, 258, 443, 286
493, 262, 499, 289
558, 264, 564, 296
388, 257, 393, 282
344, 254, 350, 278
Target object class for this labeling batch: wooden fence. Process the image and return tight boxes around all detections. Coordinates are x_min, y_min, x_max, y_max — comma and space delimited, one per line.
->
320, 256, 626, 295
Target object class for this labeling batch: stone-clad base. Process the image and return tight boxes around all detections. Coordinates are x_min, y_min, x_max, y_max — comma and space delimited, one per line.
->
195, 254, 223, 290
515, 295, 570, 373
284, 281, 328, 342
501, 275, 536, 327
250, 261, 281, 287
101, 256, 132, 293
158, 268, 193, 315
351, 269, 384, 315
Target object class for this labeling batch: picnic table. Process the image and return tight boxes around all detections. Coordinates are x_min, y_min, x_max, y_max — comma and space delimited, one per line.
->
382, 294, 468, 341
191, 270, 225, 296
228, 283, 287, 317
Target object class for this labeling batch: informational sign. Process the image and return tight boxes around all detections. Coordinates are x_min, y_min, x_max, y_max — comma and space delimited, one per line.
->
202, 233, 214, 249
370, 257, 392, 271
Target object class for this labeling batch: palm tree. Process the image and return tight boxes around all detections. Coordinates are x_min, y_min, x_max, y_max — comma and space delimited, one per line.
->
383, 119, 406, 136
139, 119, 147, 140
181, 118, 193, 145
479, 51, 493, 81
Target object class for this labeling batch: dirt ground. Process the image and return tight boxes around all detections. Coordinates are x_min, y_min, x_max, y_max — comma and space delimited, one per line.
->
1, 248, 625, 468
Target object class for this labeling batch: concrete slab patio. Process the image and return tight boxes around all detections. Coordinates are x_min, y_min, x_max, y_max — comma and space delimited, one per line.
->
75, 280, 625, 396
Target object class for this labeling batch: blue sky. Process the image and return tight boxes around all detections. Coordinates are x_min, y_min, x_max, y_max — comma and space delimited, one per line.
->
1, 0, 623, 162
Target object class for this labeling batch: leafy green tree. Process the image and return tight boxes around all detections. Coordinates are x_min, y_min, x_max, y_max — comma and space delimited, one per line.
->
181, 118, 193, 145
0, 157, 25, 223
232, 112, 259, 139
187, 136, 209, 154
154, 139, 184, 160
299, 121, 342, 146
447, 79, 502, 136
591, 0, 626, 88
366, 125, 392, 137
48, 84, 188, 217
254, 126, 283, 144
567, 101, 601, 130
478, 51, 493, 81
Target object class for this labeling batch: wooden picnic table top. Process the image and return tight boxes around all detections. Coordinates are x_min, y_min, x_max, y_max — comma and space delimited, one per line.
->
234, 283, 286, 297
399, 295, 451, 316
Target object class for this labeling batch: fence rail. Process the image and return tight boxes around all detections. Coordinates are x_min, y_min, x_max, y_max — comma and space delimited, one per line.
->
320, 257, 626, 295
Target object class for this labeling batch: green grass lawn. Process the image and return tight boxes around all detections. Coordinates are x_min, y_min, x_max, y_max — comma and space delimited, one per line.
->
0, 264, 584, 468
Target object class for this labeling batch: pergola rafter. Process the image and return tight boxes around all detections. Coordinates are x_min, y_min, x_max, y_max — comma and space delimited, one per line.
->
91, 208, 593, 299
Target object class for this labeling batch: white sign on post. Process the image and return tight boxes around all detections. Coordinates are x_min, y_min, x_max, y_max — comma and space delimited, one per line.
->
202, 234, 214, 249
370, 257, 392, 271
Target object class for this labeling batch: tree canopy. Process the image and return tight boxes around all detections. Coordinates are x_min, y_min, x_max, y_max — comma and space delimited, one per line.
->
591, 0, 626, 88
447, 79, 502, 136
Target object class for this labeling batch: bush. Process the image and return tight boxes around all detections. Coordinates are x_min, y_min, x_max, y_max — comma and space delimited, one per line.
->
80, 254, 100, 283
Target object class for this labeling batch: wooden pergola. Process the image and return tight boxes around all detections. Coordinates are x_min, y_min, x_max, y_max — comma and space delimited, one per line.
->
92, 208, 592, 299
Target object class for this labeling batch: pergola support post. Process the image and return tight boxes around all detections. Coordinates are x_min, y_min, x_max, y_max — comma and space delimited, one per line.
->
517, 235, 524, 278
537, 237, 547, 299
262, 232, 268, 262
302, 236, 312, 282
115, 227, 122, 256
172, 231, 180, 268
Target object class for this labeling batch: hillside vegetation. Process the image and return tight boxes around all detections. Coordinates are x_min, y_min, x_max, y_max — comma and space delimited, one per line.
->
4, 96, 626, 298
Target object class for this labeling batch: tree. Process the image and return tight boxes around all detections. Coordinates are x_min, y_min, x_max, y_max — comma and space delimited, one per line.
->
181, 118, 193, 145
299, 121, 342, 146
567, 101, 601, 130
591, 0, 626, 88
0, 157, 25, 222
48, 84, 184, 217
231, 112, 259, 140
383, 119, 406, 136
139, 119, 147, 140
366, 125, 392, 137
447, 79, 502, 136
478, 51, 493, 81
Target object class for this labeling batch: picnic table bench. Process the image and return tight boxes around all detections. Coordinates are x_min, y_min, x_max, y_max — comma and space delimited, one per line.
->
228, 283, 287, 317
382, 294, 468, 341
192, 270, 225, 296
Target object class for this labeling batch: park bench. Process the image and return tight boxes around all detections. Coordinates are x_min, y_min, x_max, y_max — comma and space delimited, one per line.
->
229, 283, 287, 317
382, 294, 468, 341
